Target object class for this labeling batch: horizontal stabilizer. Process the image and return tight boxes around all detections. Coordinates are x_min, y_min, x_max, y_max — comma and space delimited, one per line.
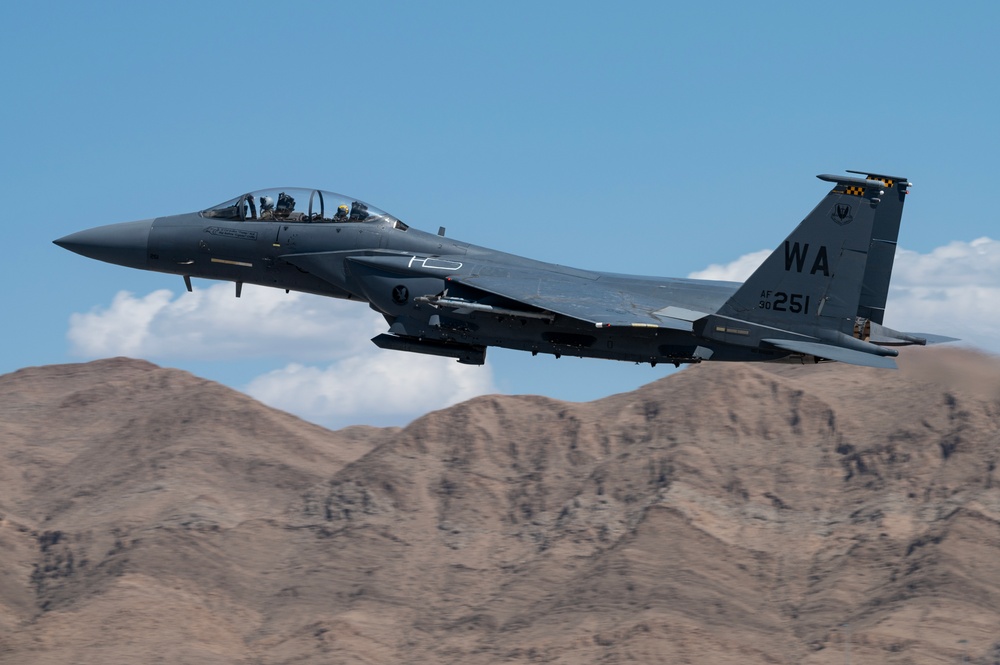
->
908, 332, 960, 345
762, 339, 898, 369
869, 323, 959, 346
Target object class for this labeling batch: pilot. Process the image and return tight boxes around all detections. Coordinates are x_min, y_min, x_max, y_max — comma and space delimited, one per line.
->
334, 204, 349, 221
276, 192, 295, 215
259, 195, 275, 219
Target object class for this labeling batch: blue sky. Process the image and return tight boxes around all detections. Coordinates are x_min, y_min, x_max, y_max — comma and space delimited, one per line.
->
4, 2, 1000, 428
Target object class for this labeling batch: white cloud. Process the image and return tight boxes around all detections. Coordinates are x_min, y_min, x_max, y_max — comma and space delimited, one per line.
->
887, 238, 1000, 349
245, 353, 495, 429
67, 289, 175, 358
892, 237, 1000, 286
687, 237, 1000, 353
68, 283, 379, 361
687, 249, 770, 282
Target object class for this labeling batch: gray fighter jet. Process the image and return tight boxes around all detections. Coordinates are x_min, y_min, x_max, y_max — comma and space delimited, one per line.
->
55, 171, 952, 369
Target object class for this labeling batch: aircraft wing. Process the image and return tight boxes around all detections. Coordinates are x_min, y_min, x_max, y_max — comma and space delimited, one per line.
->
868, 322, 959, 346
447, 270, 723, 332
281, 251, 714, 330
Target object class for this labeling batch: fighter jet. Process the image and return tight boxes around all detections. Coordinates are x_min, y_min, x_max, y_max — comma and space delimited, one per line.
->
54, 171, 952, 369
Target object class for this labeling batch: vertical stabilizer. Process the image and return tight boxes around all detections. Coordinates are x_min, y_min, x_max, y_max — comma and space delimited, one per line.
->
846, 170, 910, 324
715, 174, 889, 338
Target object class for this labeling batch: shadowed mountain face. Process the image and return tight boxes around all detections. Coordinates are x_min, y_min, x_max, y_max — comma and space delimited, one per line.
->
1, 350, 999, 664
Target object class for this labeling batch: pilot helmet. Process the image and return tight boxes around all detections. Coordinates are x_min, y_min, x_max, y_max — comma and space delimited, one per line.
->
260, 195, 274, 210
338, 204, 349, 214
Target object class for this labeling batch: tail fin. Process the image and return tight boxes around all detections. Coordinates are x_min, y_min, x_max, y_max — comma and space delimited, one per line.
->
847, 170, 910, 324
716, 173, 897, 338
697, 172, 915, 368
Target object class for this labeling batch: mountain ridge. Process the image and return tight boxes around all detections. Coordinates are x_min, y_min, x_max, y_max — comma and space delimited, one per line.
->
1, 349, 998, 664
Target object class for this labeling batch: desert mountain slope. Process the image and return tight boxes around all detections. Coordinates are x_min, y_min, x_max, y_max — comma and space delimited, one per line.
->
1, 350, 998, 664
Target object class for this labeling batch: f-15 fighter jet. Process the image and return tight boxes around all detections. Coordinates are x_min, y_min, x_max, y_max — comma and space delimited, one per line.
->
55, 171, 951, 369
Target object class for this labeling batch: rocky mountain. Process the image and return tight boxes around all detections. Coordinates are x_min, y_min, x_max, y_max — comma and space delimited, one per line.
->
0, 350, 998, 664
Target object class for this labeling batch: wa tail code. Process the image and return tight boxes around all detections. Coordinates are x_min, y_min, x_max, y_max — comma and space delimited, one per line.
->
784, 241, 829, 276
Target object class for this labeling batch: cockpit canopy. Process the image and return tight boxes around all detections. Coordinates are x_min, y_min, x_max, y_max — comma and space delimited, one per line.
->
201, 188, 407, 229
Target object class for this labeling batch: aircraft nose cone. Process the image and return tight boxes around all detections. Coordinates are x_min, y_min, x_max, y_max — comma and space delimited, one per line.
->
54, 218, 153, 269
